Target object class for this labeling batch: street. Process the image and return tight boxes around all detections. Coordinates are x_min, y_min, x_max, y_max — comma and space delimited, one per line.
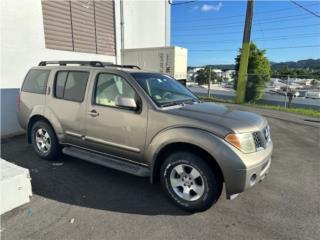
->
1, 111, 320, 240
189, 85, 320, 109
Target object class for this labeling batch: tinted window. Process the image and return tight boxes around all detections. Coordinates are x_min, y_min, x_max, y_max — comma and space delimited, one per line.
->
55, 71, 68, 98
95, 74, 135, 107
54, 71, 89, 102
22, 70, 50, 94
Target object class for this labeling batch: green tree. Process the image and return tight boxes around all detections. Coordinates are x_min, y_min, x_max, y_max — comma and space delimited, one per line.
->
234, 43, 271, 102
196, 67, 218, 85
196, 68, 208, 85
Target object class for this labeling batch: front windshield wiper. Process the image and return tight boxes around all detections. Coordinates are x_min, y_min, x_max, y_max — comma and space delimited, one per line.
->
159, 99, 197, 108
159, 101, 183, 107
182, 99, 198, 104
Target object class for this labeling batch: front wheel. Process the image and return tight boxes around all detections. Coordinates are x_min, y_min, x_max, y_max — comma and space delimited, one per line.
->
161, 152, 222, 212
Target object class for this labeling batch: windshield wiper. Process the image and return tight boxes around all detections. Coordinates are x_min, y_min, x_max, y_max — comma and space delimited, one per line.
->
160, 101, 183, 107
182, 99, 198, 105
160, 99, 197, 108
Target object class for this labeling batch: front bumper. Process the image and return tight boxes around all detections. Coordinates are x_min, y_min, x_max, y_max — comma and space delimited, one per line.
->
225, 141, 273, 199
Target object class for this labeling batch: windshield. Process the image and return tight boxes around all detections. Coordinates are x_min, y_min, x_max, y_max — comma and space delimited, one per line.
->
131, 72, 199, 107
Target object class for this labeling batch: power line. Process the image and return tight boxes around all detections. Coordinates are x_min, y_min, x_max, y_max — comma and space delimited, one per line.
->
173, 11, 319, 29
173, 23, 320, 37
171, 0, 198, 6
290, 0, 320, 18
175, 32, 320, 43
173, 2, 319, 23
188, 44, 320, 52
173, 32, 320, 45
173, 12, 318, 31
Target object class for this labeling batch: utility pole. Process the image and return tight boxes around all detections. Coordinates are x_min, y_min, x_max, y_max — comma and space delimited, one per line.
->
236, 0, 255, 104
208, 67, 211, 97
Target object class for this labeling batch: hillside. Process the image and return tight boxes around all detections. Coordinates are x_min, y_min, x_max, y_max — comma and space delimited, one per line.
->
271, 59, 320, 70
189, 59, 320, 71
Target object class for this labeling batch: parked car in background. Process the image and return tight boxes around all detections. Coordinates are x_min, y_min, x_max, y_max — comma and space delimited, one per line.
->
305, 91, 320, 99
18, 61, 273, 212
223, 82, 234, 88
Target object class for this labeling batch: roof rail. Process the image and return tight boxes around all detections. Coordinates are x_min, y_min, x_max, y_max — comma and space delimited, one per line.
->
104, 64, 141, 70
38, 61, 106, 67
38, 61, 141, 70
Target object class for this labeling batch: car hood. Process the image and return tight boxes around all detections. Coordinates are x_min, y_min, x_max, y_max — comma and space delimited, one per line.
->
166, 102, 267, 136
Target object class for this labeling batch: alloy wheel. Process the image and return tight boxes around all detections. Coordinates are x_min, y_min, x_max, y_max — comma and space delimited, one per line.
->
169, 164, 205, 201
35, 128, 51, 154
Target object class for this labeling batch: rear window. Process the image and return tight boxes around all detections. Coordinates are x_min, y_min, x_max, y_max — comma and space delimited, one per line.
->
22, 70, 50, 94
54, 71, 89, 102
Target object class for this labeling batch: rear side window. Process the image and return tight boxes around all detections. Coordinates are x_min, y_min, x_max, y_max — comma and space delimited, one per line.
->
22, 70, 50, 94
54, 71, 89, 102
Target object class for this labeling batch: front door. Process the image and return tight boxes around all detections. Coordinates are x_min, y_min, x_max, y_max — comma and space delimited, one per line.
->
84, 72, 148, 163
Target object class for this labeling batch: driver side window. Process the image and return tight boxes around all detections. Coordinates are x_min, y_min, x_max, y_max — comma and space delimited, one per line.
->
94, 73, 135, 107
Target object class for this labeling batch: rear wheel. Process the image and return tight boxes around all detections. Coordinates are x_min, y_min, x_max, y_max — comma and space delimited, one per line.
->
161, 151, 222, 212
31, 120, 60, 160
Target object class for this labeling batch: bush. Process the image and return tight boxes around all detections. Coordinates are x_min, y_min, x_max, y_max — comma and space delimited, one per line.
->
234, 43, 271, 102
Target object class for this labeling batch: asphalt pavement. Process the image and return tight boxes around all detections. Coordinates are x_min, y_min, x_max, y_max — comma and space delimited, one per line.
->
189, 85, 320, 110
1, 111, 319, 240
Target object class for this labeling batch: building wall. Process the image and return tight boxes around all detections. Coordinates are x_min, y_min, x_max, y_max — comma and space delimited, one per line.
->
122, 0, 170, 49
0, 0, 170, 137
0, 89, 23, 137
0, 0, 120, 137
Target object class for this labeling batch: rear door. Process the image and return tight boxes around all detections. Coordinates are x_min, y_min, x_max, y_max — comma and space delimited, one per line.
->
84, 70, 148, 163
46, 69, 90, 146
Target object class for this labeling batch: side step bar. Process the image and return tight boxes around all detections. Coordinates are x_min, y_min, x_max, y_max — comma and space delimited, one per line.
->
62, 147, 150, 177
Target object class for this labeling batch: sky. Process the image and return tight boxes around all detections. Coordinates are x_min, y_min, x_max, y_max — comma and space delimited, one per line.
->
171, 0, 320, 66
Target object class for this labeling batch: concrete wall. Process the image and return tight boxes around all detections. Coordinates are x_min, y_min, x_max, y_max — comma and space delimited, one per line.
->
122, 0, 170, 49
1, 89, 24, 137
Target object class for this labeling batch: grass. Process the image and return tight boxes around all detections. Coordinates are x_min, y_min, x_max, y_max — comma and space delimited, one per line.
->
198, 96, 320, 118
197, 96, 234, 104
244, 104, 320, 118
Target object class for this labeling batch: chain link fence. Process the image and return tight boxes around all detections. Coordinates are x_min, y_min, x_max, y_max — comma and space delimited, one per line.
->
188, 73, 320, 110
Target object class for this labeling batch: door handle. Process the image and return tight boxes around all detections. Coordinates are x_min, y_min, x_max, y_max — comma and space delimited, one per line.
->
88, 109, 99, 117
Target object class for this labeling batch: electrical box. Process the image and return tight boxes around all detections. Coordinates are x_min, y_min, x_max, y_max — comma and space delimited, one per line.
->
122, 46, 188, 81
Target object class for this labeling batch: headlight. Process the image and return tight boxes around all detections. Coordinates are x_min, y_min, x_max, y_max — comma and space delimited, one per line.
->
225, 133, 256, 153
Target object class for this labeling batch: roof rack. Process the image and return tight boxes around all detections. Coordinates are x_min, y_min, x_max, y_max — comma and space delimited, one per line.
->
38, 61, 141, 70
104, 64, 141, 70
38, 61, 106, 67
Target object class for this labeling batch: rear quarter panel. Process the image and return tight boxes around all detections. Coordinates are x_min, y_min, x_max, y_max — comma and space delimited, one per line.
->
18, 92, 46, 129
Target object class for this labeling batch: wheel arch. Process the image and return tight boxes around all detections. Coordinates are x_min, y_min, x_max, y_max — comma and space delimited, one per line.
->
150, 142, 225, 186
147, 127, 247, 199
27, 115, 57, 143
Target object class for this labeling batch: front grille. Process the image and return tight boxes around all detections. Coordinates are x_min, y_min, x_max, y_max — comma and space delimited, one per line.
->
253, 132, 265, 149
253, 126, 271, 150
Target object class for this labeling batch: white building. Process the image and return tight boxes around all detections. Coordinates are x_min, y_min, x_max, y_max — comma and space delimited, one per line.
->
212, 69, 222, 78
222, 70, 235, 81
0, 0, 171, 137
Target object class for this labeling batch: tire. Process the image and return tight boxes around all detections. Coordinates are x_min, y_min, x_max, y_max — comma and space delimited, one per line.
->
31, 120, 60, 160
160, 151, 222, 212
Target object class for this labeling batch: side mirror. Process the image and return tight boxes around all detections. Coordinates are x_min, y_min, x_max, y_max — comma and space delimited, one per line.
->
115, 96, 137, 110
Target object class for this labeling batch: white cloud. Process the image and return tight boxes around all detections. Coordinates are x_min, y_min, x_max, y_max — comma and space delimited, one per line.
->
201, 2, 223, 12
193, 5, 199, 11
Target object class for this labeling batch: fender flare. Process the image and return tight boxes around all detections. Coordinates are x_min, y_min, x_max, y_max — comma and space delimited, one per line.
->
146, 127, 245, 188
27, 106, 64, 142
